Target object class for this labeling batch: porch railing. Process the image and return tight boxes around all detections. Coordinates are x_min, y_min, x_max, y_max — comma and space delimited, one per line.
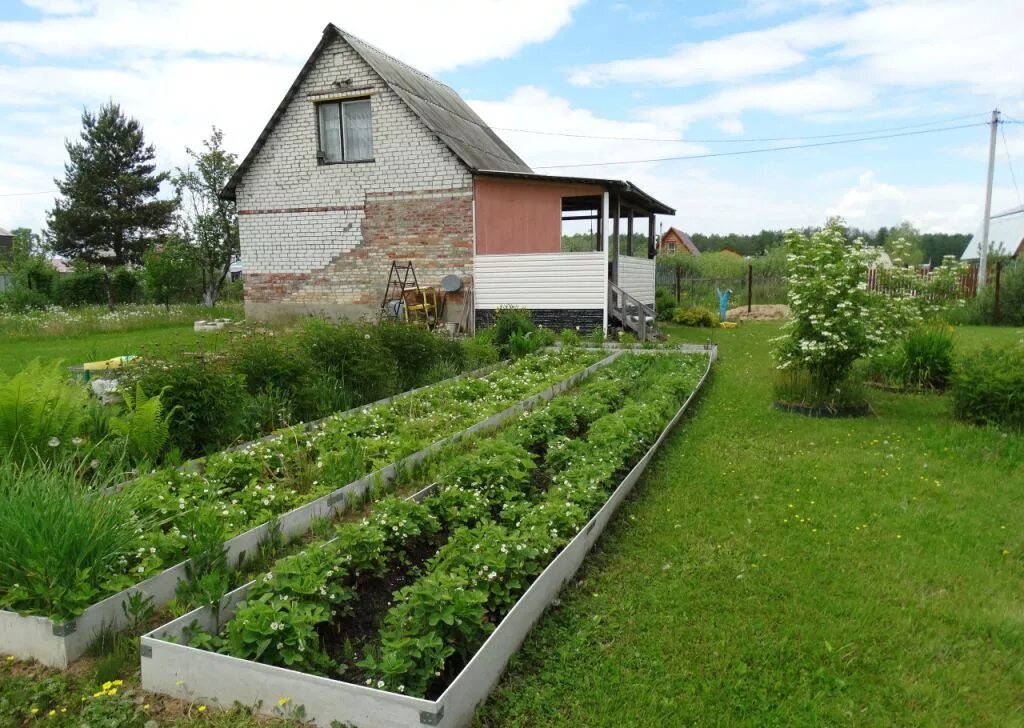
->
609, 280, 658, 342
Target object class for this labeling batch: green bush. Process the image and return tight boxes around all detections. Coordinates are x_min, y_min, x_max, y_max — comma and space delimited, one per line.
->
376, 321, 464, 390
0, 287, 51, 311
51, 265, 143, 306
672, 306, 718, 327
655, 288, 677, 321
862, 326, 955, 391
128, 356, 250, 457
902, 327, 955, 390
491, 307, 536, 356
299, 319, 398, 406
460, 333, 500, 369
229, 334, 318, 423
969, 262, 1024, 326
951, 343, 1024, 430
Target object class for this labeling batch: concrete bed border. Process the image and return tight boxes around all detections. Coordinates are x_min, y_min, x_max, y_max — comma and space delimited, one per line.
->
138, 347, 716, 727
0, 351, 617, 669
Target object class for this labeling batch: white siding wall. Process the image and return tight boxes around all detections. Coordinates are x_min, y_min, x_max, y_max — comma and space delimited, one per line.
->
474, 253, 606, 309
618, 256, 656, 305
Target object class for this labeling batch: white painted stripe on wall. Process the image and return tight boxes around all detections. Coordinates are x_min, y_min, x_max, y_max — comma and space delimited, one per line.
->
619, 256, 656, 305
474, 252, 606, 309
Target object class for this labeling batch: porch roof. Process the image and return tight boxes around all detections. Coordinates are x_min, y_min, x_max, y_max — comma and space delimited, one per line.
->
474, 170, 675, 216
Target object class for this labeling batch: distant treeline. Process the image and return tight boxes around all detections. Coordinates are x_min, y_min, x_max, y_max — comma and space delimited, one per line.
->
563, 221, 970, 266
689, 223, 971, 265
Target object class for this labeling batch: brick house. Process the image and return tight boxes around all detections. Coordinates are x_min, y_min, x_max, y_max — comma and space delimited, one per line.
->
659, 227, 700, 256
223, 24, 674, 334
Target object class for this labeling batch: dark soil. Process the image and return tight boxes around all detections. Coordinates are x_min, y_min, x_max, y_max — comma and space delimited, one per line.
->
321, 533, 445, 682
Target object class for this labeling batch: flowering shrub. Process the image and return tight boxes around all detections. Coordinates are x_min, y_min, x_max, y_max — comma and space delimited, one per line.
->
774, 220, 959, 406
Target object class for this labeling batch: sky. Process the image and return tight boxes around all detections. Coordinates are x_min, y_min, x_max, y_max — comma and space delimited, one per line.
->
1, 0, 1023, 237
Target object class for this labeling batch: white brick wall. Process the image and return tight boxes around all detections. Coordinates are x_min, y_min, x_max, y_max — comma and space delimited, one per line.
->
236, 34, 473, 277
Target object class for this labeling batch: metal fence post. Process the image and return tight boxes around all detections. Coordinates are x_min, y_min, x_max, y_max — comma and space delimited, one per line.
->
747, 264, 753, 313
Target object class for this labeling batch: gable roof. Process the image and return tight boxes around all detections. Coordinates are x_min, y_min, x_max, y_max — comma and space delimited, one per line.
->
663, 227, 700, 254
961, 206, 1024, 260
222, 24, 531, 200
0, 227, 11, 237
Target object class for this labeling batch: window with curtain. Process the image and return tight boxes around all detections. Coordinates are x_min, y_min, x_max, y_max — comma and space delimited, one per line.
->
317, 98, 373, 162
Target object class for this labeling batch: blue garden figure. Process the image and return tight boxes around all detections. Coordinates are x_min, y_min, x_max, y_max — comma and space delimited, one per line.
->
716, 287, 732, 323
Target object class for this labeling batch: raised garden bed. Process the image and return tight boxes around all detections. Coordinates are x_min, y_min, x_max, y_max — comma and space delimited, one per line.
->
139, 349, 715, 727
0, 348, 609, 668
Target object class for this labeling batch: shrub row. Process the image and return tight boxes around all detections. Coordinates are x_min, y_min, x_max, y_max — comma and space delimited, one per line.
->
126, 319, 498, 458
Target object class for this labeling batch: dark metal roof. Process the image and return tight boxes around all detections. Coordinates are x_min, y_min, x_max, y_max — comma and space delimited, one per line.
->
474, 170, 676, 216
222, 24, 530, 200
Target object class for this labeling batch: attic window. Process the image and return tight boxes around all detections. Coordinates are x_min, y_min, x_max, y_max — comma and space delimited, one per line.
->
317, 98, 373, 163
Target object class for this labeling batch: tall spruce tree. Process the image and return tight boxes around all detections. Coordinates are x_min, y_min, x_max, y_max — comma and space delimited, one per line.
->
47, 102, 176, 308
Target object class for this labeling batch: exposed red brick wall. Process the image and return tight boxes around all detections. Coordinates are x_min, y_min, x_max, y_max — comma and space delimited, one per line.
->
244, 188, 474, 317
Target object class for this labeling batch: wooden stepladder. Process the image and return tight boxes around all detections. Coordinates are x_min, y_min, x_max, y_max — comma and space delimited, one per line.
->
380, 260, 438, 326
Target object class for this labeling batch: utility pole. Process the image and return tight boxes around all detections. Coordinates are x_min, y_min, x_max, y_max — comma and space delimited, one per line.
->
979, 108, 1000, 286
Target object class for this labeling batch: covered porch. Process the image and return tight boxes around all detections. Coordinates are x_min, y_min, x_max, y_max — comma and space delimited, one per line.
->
472, 171, 674, 337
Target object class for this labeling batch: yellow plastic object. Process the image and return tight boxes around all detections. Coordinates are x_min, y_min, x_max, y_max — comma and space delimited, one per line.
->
83, 355, 139, 372
720, 321, 738, 329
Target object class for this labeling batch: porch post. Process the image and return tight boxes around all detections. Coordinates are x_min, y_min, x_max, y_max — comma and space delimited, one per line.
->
626, 208, 634, 256
611, 194, 620, 284
600, 191, 609, 253
648, 214, 656, 258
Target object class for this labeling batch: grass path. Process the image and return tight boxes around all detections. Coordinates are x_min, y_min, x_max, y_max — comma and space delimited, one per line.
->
476, 324, 1024, 727
0, 326, 224, 375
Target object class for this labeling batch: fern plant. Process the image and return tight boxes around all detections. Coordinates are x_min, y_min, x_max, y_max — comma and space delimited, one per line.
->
108, 383, 174, 467
0, 359, 91, 465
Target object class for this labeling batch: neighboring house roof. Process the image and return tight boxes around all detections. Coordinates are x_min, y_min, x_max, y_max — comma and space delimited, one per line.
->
719, 247, 743, 257
222, 24, 531, 200
662, 226, 700, 255
50, 257, 72, 274
0, 227, 11, 237
961, 207, 1024, 260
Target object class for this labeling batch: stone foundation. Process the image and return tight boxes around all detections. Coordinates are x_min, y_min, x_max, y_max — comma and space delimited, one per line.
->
475, 308, 604, 333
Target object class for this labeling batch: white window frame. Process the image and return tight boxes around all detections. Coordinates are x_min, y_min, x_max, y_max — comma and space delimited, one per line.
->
317, 97, 373, 164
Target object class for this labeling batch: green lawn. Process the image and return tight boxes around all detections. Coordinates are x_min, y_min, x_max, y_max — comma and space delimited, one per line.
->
2, 323, 1021, 726
0, 325, 227, 376
476, 323, 1024, 727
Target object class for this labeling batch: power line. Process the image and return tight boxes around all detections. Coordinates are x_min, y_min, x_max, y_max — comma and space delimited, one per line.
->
0, 190, 55, 198
1000, 121, 1023, 209
495, 112, 988, 144
533, 122, 988, 169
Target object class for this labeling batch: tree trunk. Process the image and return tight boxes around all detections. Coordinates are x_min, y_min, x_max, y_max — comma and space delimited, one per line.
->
203, 286, 217, 308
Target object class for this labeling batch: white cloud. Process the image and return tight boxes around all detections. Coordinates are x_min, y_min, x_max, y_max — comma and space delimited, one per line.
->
0, 0, 583, 72
826, 171, 1020, 233
569, 29, 810, 87
570, 0, 1024, 101
716, 118, 745, 135
468, 86, 706, 170
639, 70, 875, 129
0, 0, 584, 230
